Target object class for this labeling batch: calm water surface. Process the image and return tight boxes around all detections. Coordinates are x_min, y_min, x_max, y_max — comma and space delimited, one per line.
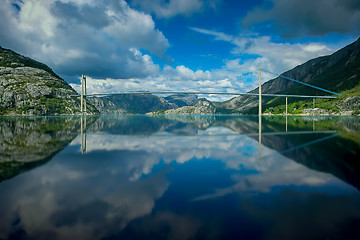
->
0, 115, 360, 240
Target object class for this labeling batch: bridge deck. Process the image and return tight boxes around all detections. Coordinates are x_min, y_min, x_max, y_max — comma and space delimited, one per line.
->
71, 91, 337, 99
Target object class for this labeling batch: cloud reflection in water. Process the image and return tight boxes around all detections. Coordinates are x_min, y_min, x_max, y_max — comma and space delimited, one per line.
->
0, 115, 359, 239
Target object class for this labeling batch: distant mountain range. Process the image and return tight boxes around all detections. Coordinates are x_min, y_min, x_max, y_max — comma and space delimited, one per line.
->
90, 93, 198, 114
0, 37, 359, 115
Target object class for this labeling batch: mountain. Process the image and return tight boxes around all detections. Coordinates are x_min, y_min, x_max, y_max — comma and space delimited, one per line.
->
89, 96, 128, 114
0, 46, 98, 115
164, 94, 198, 107
90, 93, 178, 114
218, 37, 360, 115
164, 98, 216, 114
90, 93, 199, 114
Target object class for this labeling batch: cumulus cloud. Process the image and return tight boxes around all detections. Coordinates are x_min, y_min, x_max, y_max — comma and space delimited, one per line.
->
241, 0, 360, 38
0, 0, 169, 78
129, 0, 220, 18
70, 63, 249, 102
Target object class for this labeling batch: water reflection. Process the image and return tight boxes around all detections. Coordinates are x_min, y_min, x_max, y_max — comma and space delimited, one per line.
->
0, 115, 359, 239
0, 116, 97, 181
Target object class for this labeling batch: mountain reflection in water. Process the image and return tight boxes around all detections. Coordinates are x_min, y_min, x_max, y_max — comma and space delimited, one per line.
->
0, 115, 359, 240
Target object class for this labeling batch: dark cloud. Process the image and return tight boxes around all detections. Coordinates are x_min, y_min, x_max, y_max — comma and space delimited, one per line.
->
242, 0, 360, 38
52, 1, 111, 29
0, 0, 168, 79
129, 0, 221, 18
337, 0, 360, 11
130, 0, 202, 18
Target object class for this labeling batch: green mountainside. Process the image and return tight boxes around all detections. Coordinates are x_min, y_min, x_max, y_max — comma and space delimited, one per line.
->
0, 46, 59, 77
218, 37, 360, 115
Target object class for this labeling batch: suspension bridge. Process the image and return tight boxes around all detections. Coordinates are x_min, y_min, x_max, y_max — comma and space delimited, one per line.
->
78, 70, 339, 159
76, 68, 339, 116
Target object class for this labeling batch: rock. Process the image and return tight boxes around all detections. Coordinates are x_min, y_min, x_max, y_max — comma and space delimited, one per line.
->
165, 98, 216, 114
89, 96, 128, 114
91, 93, 178, 114
0, 46, 99, 116
164, 94, 198, 107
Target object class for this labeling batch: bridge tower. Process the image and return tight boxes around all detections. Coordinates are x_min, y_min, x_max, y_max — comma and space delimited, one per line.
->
259, 67, 262, 116
80, 75, 87, 114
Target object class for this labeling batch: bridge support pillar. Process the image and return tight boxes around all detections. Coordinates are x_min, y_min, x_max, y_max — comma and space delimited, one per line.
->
81, 75, 84, 114
84, 76, 87, 114
259, 67, 262, 116
80, 75, 87, 114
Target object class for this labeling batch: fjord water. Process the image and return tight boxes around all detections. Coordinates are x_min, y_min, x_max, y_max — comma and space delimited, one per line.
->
0, 115, 359, 240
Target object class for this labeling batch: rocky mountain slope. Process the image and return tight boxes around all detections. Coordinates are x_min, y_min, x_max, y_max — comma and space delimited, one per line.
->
164, 94, 198, 107
90, 93, 178, 114
164, 98, 216, 114
0, 46, 98, 115
88, 96, 128, 114
218, 37, 360, 115
90, 93, 199, 114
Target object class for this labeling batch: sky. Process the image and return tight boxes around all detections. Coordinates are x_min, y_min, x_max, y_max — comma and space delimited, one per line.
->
0, 0, 359, 101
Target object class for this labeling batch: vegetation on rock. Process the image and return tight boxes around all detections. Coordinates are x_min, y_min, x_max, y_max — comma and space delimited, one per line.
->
217, 37, 360, 115
0, 46, 99, 116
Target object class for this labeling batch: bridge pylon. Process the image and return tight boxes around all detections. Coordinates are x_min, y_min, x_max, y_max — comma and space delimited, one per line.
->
259, 67, 262, 116
80, 75, 87, 114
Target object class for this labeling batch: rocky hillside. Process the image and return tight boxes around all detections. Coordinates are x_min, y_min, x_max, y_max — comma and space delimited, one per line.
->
89, 96, 128, 114
164, 94, 198, 107
0, 46, 98, 115
164, 98, 216, 114
218, 37, 360, 115
90, 93, 178, 114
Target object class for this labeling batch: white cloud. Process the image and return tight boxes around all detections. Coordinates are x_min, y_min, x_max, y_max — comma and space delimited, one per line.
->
190, 27, 333, 82
0, 0, 169, 78
70, 63, 247, 102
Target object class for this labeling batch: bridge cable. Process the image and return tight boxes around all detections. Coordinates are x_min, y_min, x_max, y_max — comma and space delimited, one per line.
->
261, 69, 340, 96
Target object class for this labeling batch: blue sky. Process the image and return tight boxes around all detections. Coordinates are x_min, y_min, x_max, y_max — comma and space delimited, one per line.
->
0, 0, 359, 100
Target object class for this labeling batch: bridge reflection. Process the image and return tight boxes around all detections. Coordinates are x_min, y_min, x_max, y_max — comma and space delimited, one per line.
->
79, 115, 337, 161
